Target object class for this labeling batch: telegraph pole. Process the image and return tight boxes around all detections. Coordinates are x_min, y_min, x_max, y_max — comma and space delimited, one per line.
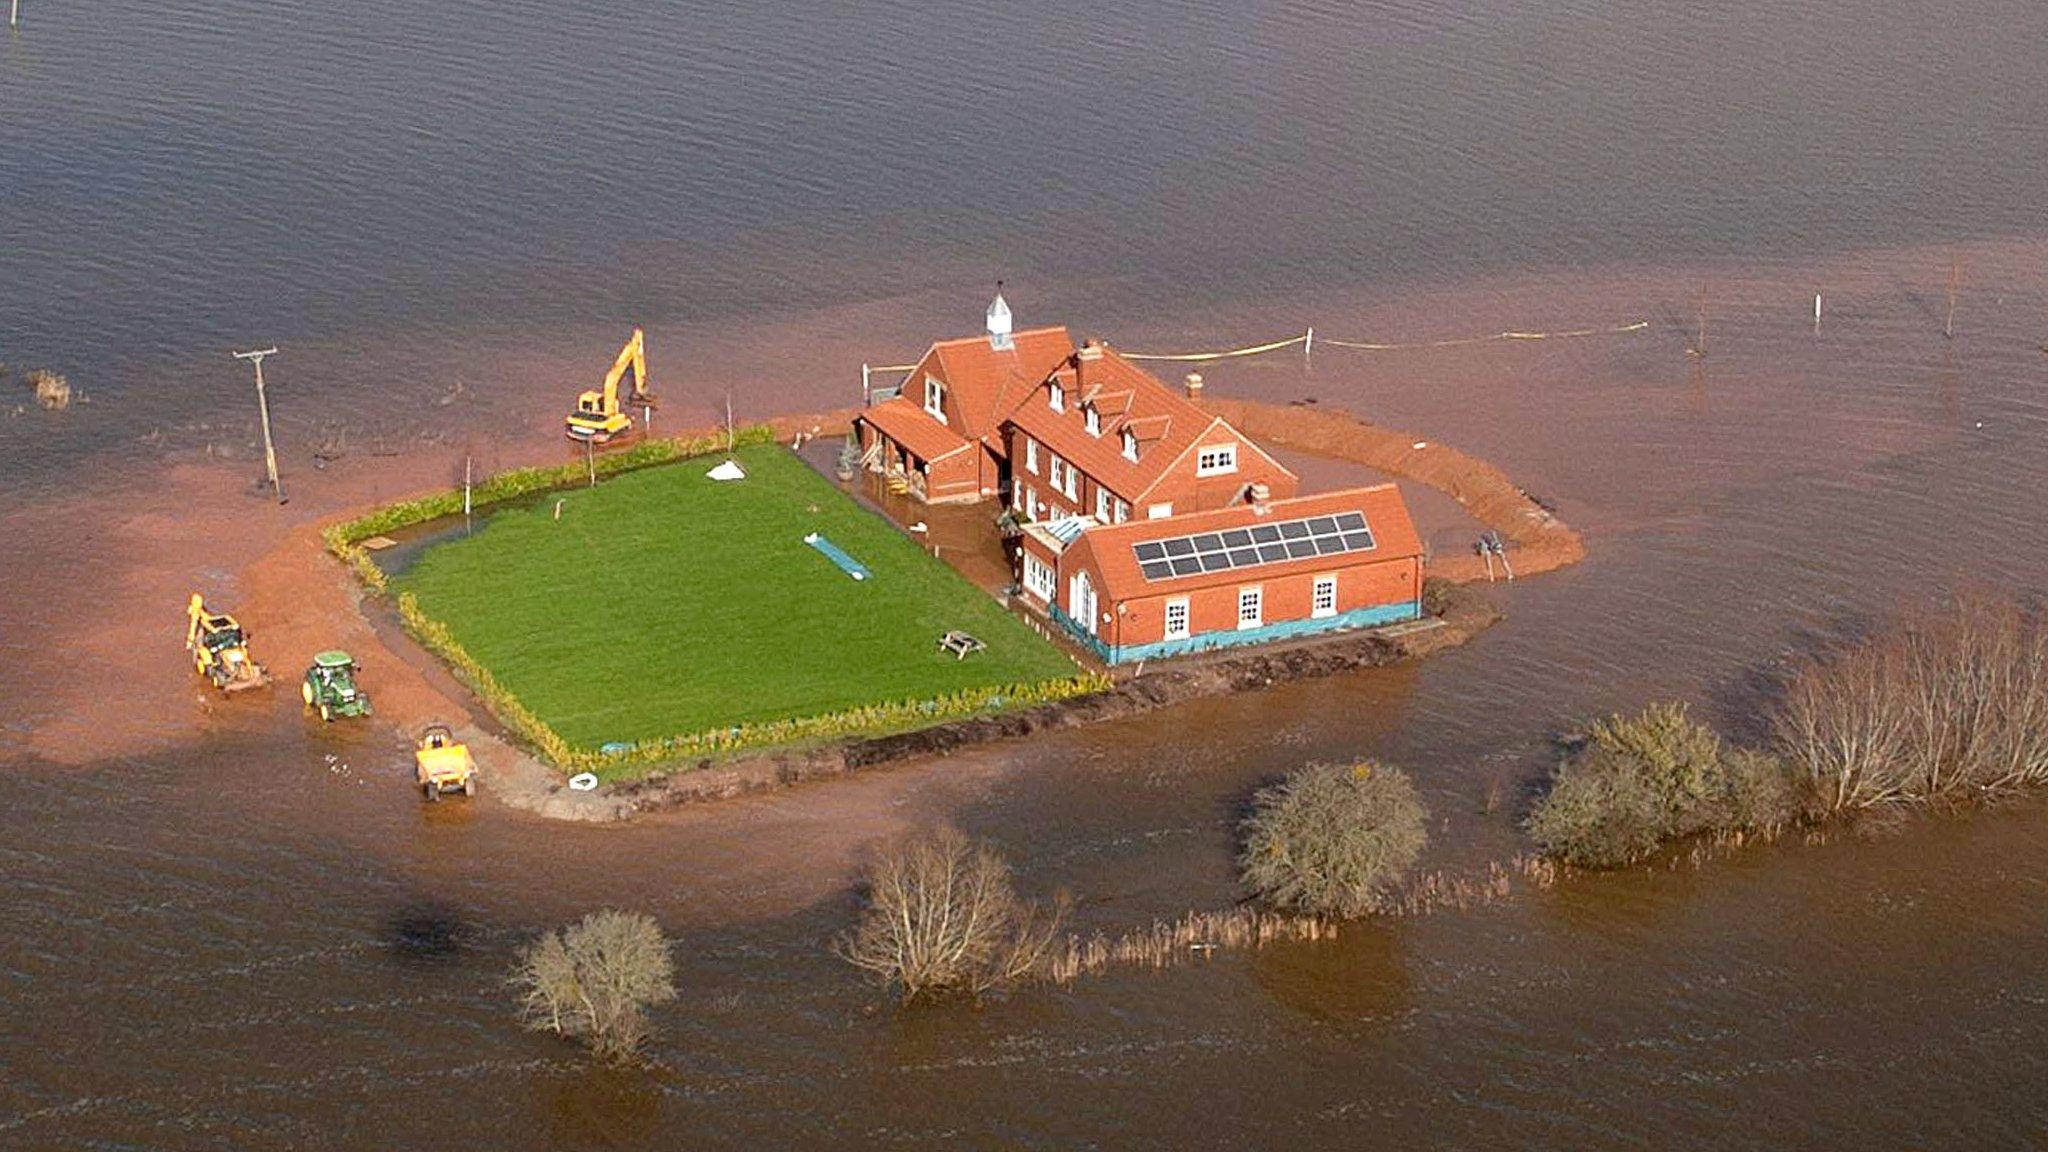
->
10, 0, 20, 31
233, 347, 287, 504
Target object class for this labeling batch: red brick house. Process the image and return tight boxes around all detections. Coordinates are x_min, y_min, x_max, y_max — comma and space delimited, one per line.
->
853, 294, 1292, 513
1014, 486, 1424, 664
852, 294, 1072, 503
1000, 339, 1297, 525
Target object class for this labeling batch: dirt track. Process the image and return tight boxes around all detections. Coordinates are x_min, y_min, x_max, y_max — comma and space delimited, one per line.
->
1200, 398, 1586, 582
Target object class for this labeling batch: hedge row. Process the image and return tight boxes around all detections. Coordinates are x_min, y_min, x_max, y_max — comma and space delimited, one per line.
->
325, 427, 1111, 774
322, 424, 780, 591
398, 587, 1108, 774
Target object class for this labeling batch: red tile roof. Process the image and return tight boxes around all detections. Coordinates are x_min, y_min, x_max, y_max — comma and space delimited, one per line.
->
1069, 484, 1423, 602
905, 326, 1074, 446
1004, 343, 1288, 503
857, 396, 972, 463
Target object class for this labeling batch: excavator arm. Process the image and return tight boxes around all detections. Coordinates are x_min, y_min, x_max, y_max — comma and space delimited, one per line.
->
187, 593, 206, 651
602, 327, 649, 408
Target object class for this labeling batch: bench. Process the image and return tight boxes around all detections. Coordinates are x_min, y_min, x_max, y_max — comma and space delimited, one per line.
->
938, 631, 986, 660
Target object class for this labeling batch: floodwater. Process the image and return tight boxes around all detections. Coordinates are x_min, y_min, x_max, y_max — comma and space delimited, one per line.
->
5, 0, 2048, 1147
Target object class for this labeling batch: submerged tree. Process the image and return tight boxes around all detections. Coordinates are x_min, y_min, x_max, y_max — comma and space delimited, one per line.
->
1239, 760, 1429, 917
511, 909, 677, 1063
838, 826, 1066, 1000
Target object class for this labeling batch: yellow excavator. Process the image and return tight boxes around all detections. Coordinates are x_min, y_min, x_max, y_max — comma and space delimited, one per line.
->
186, 593, 268, 692
564, 327, 653, 444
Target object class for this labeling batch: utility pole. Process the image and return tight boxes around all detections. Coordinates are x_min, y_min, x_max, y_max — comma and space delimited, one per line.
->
233, 347, 287, 504
10, 0, 19, 31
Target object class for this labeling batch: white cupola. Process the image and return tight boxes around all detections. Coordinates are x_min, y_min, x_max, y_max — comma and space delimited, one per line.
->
986, 282, 1013, 350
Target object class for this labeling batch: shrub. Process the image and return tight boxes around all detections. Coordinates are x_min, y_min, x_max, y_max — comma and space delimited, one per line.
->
1239, 761, 1429, 917
1773, 596, 2048, 813
1527, 702, 1796, 867
27, 369, 70, 410
511, 910, 677, 1063
837, 827, 1066, 1000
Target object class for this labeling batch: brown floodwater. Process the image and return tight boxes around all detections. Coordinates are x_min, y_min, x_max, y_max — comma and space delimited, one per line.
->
6, 0, 2048, 1146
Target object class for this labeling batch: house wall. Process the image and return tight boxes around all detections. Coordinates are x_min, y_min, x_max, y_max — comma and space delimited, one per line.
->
1139, 426, 1300, 516
1050, 549, 1422, 664
1003, 420, 1299, 523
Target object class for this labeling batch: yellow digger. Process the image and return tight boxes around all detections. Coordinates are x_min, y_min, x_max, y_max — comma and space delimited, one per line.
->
186, 593, 268, 692
564, 327, 653, 444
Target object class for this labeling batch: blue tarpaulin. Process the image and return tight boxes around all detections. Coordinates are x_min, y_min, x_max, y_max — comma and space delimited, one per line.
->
803, 532, 871, 581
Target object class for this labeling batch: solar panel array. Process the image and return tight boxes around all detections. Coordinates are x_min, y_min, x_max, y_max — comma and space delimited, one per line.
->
1133, 512, 1375, 582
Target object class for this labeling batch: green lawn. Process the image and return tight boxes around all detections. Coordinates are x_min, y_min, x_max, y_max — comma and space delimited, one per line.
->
396, 444, 1077, 750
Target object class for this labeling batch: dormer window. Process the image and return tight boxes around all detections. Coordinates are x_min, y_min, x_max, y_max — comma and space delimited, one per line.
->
1196, 444, 1238, 476
1084, 405, 1100, 436
923, 376, 947, 423
1121, 428, 1138, 462
1048, 381, 1064, 412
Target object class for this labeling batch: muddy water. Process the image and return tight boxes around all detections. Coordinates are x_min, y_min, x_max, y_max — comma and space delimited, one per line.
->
7, 0, 2048, 1146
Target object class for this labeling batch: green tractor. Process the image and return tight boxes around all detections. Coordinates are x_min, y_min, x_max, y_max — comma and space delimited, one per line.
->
302, 650, 372, 722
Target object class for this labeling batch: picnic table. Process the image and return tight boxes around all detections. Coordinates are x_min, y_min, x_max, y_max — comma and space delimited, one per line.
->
938, 631, 986, 660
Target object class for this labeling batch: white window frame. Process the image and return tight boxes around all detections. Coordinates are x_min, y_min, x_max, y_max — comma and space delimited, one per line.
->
1084, 406, 1100, 436
1070, 572, 1098, 635
1062, 462, 1079, 501
1113, 499, 1129, 524
1049, 382, 1064, 412
1147, 502, 1173, 520
1164, 598, 1190, 640
1048, 456, 1065, 493
1095, 487, 1112, 521
1121, 428, 1138, 461
924, 375, 947, 423
1025, 437, 1039, 475
1312, 575, 1338, 619
1023, 554, 1056, 601
1237, 586, 1263, 630
1197, 444, 1238, 477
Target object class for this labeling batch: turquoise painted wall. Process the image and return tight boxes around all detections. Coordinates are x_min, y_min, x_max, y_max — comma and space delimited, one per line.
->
1050, 601, 1422, 665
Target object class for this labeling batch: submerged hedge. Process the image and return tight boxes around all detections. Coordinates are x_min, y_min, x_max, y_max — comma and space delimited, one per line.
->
326, 427, 1110, 775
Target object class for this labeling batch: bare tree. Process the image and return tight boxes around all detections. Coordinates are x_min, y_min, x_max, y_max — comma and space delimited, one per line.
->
1773, 596, 2048, 812
512, 909, 677, 1063
838, 827, 1066, 1000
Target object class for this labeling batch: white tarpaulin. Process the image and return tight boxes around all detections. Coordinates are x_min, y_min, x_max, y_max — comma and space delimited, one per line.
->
706, 459, 747, 481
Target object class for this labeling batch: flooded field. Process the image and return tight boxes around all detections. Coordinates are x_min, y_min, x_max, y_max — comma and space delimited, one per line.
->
4, 0, 2047, 1147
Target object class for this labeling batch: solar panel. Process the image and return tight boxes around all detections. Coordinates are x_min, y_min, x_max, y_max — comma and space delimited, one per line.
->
1129, 511, 1378, 582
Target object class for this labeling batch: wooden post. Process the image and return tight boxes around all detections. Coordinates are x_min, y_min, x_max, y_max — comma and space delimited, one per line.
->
1304, 326, 1315, 364
1814, 292, 1823, 334
1945, 258, 1959, 340
463, 455, 473, 534
585, 437, 596, 487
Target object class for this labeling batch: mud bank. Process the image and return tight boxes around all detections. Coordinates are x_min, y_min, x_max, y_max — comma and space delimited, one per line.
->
597, 583, 1499, 813
1200, 398, 1585, 582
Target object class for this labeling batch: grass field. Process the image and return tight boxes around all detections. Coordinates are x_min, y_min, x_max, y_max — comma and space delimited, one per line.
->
396, 444, 1078, 750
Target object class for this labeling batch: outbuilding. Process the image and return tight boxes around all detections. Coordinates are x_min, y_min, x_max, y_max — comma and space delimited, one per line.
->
1017, 485, 1424, 664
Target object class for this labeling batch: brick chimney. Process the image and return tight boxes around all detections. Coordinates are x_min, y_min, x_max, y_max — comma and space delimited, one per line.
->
1184, 371, 1204, 400
1075, 340, 1105, 393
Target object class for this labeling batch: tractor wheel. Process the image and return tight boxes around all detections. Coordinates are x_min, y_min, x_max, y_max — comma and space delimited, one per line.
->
320, 703, 332, 723
424, 782, 440, 802
301, 682, 314, 707
462, 777, 475, 797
